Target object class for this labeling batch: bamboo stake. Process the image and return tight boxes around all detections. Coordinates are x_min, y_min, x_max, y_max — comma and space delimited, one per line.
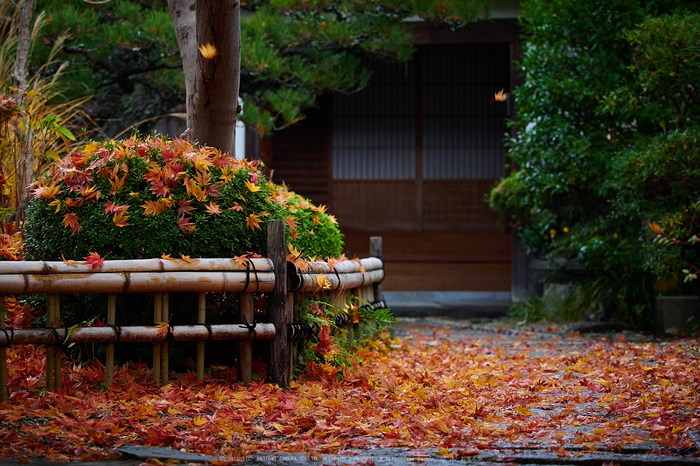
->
153, 293, 161, 384
54, 296, 61, 391
106, 294, 116, 385
0, 296, 7, 402
45, 295, 55, 392
237, 293, 253, 385
197, 293, 206, 382
160, 292, 169, 384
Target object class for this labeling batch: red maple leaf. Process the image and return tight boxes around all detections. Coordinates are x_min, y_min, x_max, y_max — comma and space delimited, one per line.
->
84, 252, 105, 269
178, 216, 195, 233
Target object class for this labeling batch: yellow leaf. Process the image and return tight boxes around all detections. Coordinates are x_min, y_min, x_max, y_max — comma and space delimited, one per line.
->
316, 274, 331, 289
161, 254, 175, 261
180, 254, 193, 263
193, 416, 208, 427
245, 180, 261, 193
198, 42, 218, 59
49, 199, 61, 213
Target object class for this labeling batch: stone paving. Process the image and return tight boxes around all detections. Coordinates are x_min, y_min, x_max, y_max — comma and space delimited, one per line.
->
1, 317, 698, 466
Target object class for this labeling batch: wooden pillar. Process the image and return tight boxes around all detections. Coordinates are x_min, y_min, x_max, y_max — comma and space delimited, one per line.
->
45, 295, 62, 391
153, 293, 162, 384
197, 293, 206, 382
370, 236, 384, 302
0, 296, 7, 402
160, 292, 169, 384
106, 294, 116, 385
237, 292, 253, 384
267, 219, 290, 388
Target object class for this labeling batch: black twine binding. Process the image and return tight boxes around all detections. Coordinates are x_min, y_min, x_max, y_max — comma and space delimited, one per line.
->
239, 316, 257, 340
333, 267, 342, 291
167, 324, 177, 343
48, 324, 69, 350
108, 324, 121, 343
0, 327, 14, 348
288, 322, 319, 342
201, 323, 213, 341
242, 256, 260, 293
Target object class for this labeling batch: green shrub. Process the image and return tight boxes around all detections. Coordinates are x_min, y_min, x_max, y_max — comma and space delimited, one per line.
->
493, 0, 700, 325
24, 135, 343, 261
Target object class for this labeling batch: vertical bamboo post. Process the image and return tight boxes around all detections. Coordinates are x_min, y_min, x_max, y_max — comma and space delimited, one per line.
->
0, 296, 7, 402
160, 293, 169, 384
53, 296, 62, 391
237, 292, 253, 385
106, 294, 116, 385
153, 292, 162, 384
197, 293, 206, 382
370, 236, 384, 302
267, 219, 290, 388
45, 295, 56, 392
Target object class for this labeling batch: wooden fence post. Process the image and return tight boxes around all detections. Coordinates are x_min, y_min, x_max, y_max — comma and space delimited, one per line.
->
106, 294, 116, 385
197, 293, 206, 382
267, 219, 290, 388
153, 293, 162, 384
370, 236, 384, 302
0, 296, 7, 402
237, 292, 254, 385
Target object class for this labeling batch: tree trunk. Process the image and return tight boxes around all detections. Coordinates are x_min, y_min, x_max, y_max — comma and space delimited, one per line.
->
11, 0, 36, 104
12, 0, 37, 224
167, 0, 197, 138
193, 0, 241, 156
168, 0, 241, 156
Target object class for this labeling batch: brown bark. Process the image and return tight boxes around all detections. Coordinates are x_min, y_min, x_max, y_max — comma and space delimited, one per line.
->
11, 0, 37, 104
192, 0, 241, 156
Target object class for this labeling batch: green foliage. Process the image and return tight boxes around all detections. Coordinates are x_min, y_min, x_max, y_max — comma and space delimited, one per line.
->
35, 0, 182, 137
492, 0, 700, 324
37, 0, 490, 137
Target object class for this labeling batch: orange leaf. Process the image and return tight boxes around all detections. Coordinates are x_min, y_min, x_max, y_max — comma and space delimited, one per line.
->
494, 89, 510, 101
61, 255, 78, 267
180, 254, 193, 263
205, 201, 222, 216
246, 213, 262, 230
234, 255, 249, 267
62, 213, 81, 233
648, 222, 664, 235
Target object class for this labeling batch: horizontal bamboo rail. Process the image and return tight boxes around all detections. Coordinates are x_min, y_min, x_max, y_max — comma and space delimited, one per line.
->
0, 226, 386, 400
289, 257, 384, 293
0, 324, 276, 346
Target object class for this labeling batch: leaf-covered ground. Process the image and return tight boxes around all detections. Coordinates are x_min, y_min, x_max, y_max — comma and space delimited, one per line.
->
1, 322, 699, 462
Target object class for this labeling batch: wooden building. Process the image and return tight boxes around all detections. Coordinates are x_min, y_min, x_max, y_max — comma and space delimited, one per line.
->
261, 4, 522, 294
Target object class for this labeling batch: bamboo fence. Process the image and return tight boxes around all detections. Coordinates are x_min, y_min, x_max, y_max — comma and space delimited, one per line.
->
0, 222, 385, 401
